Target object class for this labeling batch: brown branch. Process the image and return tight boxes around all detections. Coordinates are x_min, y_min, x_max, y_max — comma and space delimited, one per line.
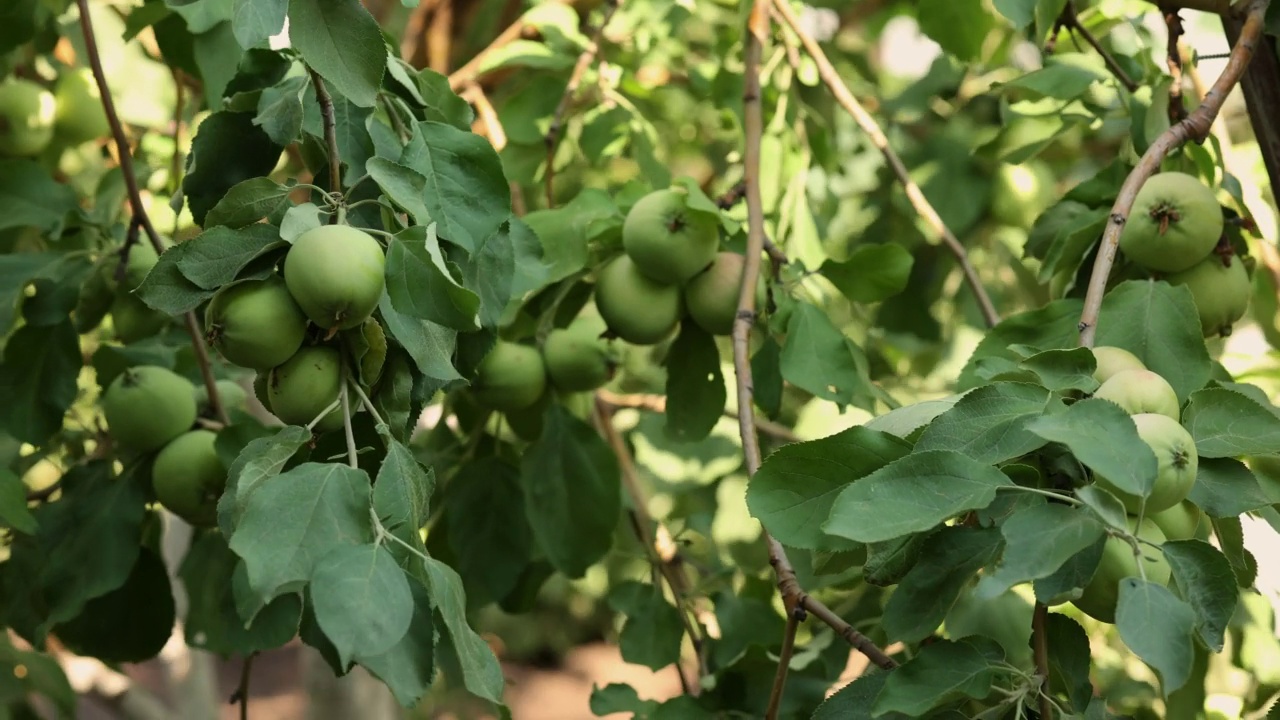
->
229, 652, 255, 720
769, 0, 999, 329
595, 389, 800, 443
766, 608, 802, 720
308, 67, 342, 205
593, 396, 705, 688
74, 0, 228, 426
1164, 8, 1189, 123
1032, 603, 1053, 719
545, 0, 623, 207
714, 180, 788, 273
447, 20, 531, 91
1058, 3, 1139, 92
399, 0, 441, 63
427, 0, 453, 73
1077, 0, 1268, 347
462, 83, 508, 151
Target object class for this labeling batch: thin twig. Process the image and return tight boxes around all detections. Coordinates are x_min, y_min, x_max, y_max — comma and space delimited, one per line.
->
341, 379, 358, 468
545, 0, 623, 207
595, 389, 799, 442
229, 652, 256, 720
766, 608, 802, 720
1077, 0, 1268, 347
462, 83, 508, 151
770, 0, 999, 329
1032, 603, 1053, 719
399, 0, 442, 62
74, 0, 228, 426
1058, 3, 1139, 92
714, 179, 788, 271
447, 20, 531, 91
308, 67, 343, 205
1164, 8, 1189, 123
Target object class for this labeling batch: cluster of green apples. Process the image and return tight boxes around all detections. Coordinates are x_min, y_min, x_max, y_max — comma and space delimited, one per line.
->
1069, 345, 1209, 623
1119, 171, 1253, 338
76, 241, 172, 343
0, 68, 109, 158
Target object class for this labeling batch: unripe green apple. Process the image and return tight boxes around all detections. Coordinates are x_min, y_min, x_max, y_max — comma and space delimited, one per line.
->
52, 68, 109, 145
0, 78, 56, 157
1091, 345, 1146, 383
101, 366, 197, 453
283, 224, 386, 331
193, 379, 248, 417
1149, 500, 1208, 542
152, 430, 225, 527
110, 292, 168, 344
622, 188, 720, 285
1118, 172, 1223, 273
1094, 369, 1180, 420
594, 255, 683, 345
1094, 413, 1198, 513
471, 341, 547, 412
103, 242, 161, 294
205, 276, 309, 370
685, 251, 748, 336
267, 346, 344, 431
542, 313, 613, 392
1073, 516, 1171, 624
990, 161, 1056, 229
1165, 254, 1252, 338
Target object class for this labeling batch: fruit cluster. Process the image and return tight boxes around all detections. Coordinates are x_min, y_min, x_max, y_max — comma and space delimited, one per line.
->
0, 69, 110, 159
1118, 171, 1253, 337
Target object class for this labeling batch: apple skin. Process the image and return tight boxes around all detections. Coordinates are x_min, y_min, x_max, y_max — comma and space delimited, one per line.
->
1118, 172, 1223, 273
1073, 516, 1171, 624
621, 188, 720, 285
152, 429, 225, 527
594, 255, 683, 345
1093, 369, 1181, 420
1165, 254, 1252, 338
0, 78, 56, 157
1149, 500, 1208, 542
1091, 346, 1146, 384
990, 161, 1056, 229
283, 225, 386, 331
52, 68, 110, 144
471, 341, 548, 412
1094, 412, 1199, 514
684, 251, 749, 336
542, 313, 613, 393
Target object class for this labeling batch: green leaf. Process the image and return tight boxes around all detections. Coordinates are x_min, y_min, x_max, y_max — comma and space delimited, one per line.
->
302, 80, 375, 185
372, 437, 434, 547
53, 548, 175, 663
193, 21, 244, 107
780, 302, 870, 408
354, 573, 436, 708
590, 683, 659, 716
812, 670, 896, 720
446, 457, 531, 604
975, 503, 1106, 598
287, 0, 386, 107
0, 0, 39, 55
609, 581, 685, 671
180, 532, 302, 656
864, 533, 931, 587
311, 544, 414, 666
229, 463, 375, 605
746, 425, 911, 551
917, 0, 997, 62
819, 244, 913, 304
217, 425, 312, 536
231, 0, 286, 48
1162, 540, 1238, 652
399, 120, 511, 253
1210, 515, 1256, 587
522, 189, 622, 285
174, 224, 284, 289
864, 395, 963, 439
0, 161, 78, 237
823, 450, 1012, 543
0, 253, 60, 339
385, 225, 482, 331
204, 177, 294, 228
133, 241, 218, 315
0, 469, 35, 535
881, 526, 1004, 643
1094, 280, 1213, 404
1115, 578, 1197, 697
520, 405, 620, 578
367, 156, 432, 222
958, 299, 1083, 390
1001, 64, 1102, 99
1188, 457, 1274, 517
377, 294, 463, 383
663, 322, 726, 443
1033, 537, 1104, 605
1026, 398, 1157, 498
710, 592, 785, 667
750, 337, 783, 419
166, 0, 233, 32
1183, 387, 1280, 458
872, 637, 1002, 717
0, 632, 75, 718
915, 382, 1060, 464
184, 110, 283, 225
1043, 612, 1094, 712
456, 217, 551, 328
419, 557, 505, 705
0, 322, 81, 445
255, 74, 307, 145
1017, 347, 1100, 394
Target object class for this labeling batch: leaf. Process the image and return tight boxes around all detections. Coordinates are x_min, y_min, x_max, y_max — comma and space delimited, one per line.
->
958, 299, 1084, 390
520, 405, 620, 578
915, 382, 1061, 464
882, 526, 1004, 643
193, 22, 244, 107
228, 463, 375, 606
0, 321, 81, 445
1094, 280, 1212, 404
204, 177, 294, 228
0, 0, 39, 55
174, 224, 285, 289
590, 683, 659, 717
1033, 536, 1105, 605
663, 322, 727, 443
255, 74, 307, 145
863, 395, 963, 439
820, 244, 914, 303
0, 633, 75, 718
746, 425, 911, 551
419, 557, 505, 705
287, 0, 386, 107
384, 225, 482, 331
372, 437, 434, 547
1162, 540, 1238, 652
0, 253, 59, 338
180, 532, 302, 656
1183, 387, 1280, 458
823, 450, 1012, 543
311, 544, 414, 666
812, 670, 895, 720
399, 120, 511, 252
1017, 347, 1100, 394
183, 110, 283, 226
354, 574, 436, 708
301, 80, 375, 186
0, 160, 78, 237
457, 216, 551, 328
750, 337, 783, 419
167, 0, 233, 32
872, 637, 1002, 717
446, 457, 531, 604
780, 302, 871, 408
133, 241, 218, 315
917, 0, 997, 62
864, 533, 931, 587
1043, 612, 1094, 712
377, 294, 463, 383
217, 425, 313, 537
231, 0, 286, 48
367, 156, 432, 222
1210, 515, 1256, 587
609, 581, 685, 671
53, 548, 175, 663
710, 592, 785, 667
0, 469, 35, 535
1115, 578, 1197, 697
1001, 64, 1102, 99
1026, 398, 1158, 498
975, 504, 1106, 598
1188, 457, 1274, 517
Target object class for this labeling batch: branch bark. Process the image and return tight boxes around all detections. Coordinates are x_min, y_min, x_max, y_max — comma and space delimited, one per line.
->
1032, 602, 1053, 719
1057, 2, 1138, 92
1077, 0, 1269, 347
308, 67, 343, 203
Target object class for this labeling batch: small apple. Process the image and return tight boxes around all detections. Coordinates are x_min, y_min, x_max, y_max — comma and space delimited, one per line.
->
1091, 345, 1146, 384
1093, 369, 1181, 420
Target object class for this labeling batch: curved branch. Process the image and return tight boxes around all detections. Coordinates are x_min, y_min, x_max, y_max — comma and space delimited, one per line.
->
1077, 0, 1269, 347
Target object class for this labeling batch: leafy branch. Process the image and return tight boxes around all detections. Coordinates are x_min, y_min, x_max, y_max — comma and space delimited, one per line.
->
1050, 2, 1138, 92
769, 0, 1000, 329
1077, 0, 1270, 347
72, 0, 228, 426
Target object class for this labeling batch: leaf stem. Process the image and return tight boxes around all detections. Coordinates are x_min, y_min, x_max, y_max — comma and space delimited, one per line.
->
305, 396, 342, 431
73, 0, 228, 426
349, 379, 388, 429
340, 369, 357, 469
997, 485, 1083, 505
308, 66, 343, 212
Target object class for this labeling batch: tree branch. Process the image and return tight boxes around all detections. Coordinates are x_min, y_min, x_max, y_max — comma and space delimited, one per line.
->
1164, 7, 1189, 124
1077, 0, 1269, 347
308, 67, 343, 206
447, 20, 531, 91
230, 652, 256, 720
545, 0, 623, 207
769, 0, 1000, 329
595, 389, 800, 443
74, 0, 228, 426
398, 0, 443, 62
1032, 602, 1053, 719
765, 607, 802, 720
462, 83, 508, 151
1057, 2, 1138, 92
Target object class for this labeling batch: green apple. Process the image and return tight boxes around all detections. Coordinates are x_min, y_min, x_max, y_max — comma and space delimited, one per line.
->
52, 68, 110, 144
1091, 345, 1146, 383
1094, 412, 1198, 513
1118, 172, 1223, 273
471, 341, 548, 412
1165, 254, 1252, 338
0, 78, 56, 157
990, 160, 1056, 229
622, 188, 720, 284
594, 255, 683, 345
1150, 500, 1208, 542
1094, 369, 1181, 420
1074, 516, 1171, 624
